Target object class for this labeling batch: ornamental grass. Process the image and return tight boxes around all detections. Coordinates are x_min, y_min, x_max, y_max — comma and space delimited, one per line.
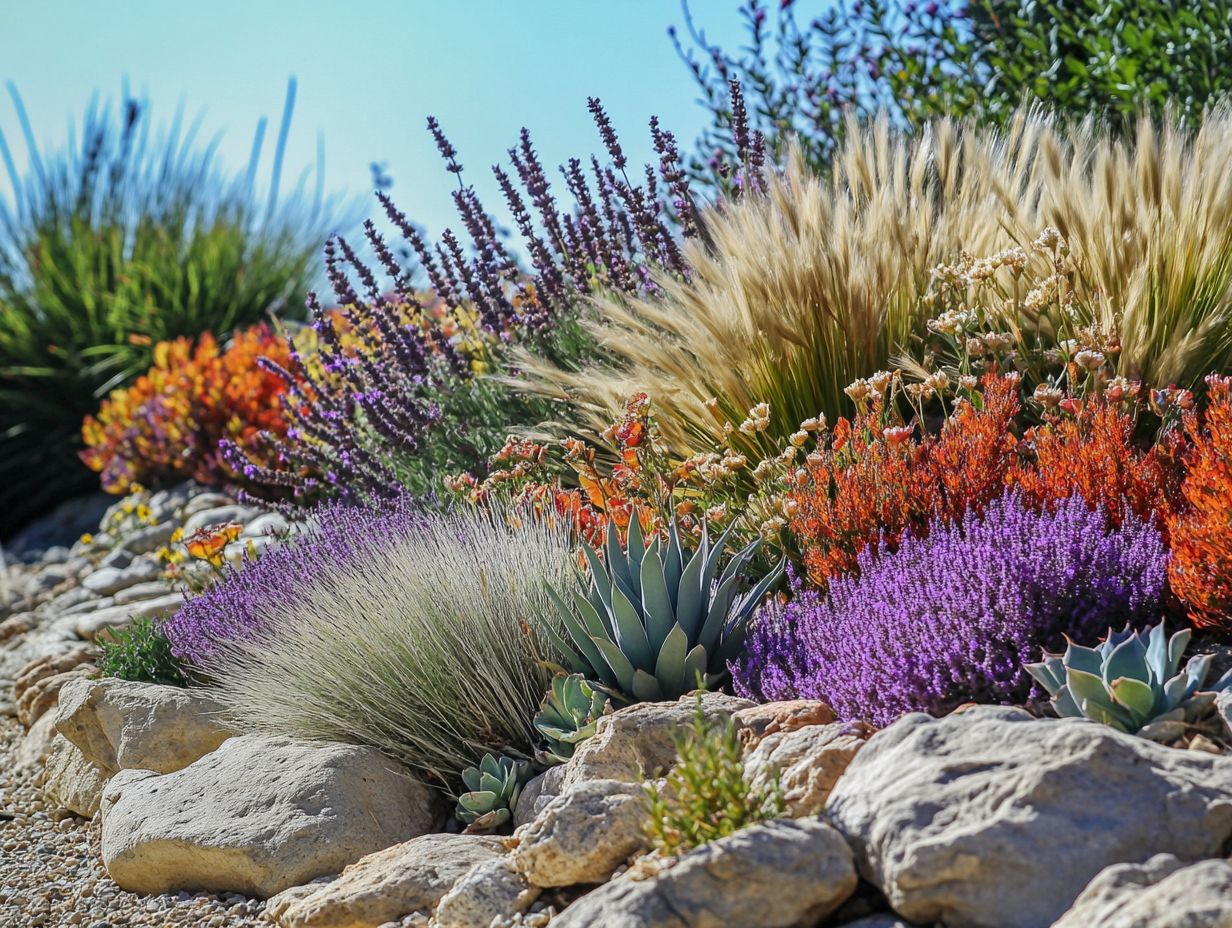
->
519, 106, 1232, 460
167, 499, 575, 790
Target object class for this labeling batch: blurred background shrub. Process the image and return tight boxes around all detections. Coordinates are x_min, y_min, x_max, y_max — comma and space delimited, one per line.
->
0, 79, 340, 535
677, 0, 1232, 182
80, 321, 302, 497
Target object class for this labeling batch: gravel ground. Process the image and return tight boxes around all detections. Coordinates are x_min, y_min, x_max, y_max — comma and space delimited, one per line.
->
0, 715, 267, 928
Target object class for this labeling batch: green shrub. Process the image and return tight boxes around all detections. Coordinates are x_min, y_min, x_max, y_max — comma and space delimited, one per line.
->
643, 699, 785, 857
0, 80, 339, 535
98, 618, 188, 687
677, 0, 1232, 181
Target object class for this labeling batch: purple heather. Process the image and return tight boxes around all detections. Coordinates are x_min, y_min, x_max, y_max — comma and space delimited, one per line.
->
732, 492, 1170, 726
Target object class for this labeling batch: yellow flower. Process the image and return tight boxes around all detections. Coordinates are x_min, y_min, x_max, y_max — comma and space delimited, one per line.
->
78, 533, 94, 546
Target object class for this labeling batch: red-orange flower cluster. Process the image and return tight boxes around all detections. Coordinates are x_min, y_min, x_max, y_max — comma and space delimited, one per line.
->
791, 374, 1021, 586
81, 323, 300, 494
1167, 375, 1232, 629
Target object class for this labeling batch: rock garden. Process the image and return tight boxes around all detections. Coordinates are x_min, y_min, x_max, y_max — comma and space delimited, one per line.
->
6, 4, 1232, 926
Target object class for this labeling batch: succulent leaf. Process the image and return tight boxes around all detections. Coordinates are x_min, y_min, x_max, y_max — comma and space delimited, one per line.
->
1031, 621, 1232, 738
455, 754, 531, 832
546, 521, 776, 702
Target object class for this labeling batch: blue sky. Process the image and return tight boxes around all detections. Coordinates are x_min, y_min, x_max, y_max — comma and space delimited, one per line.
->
2, 0, 748, 244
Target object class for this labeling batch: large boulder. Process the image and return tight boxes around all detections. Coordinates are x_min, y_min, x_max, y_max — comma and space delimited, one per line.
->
1051, 855, 1232, 928
826, 707, 1232, 928
552, 818, 856, 928
43, 734, 109, 817
512, 779, 652, 888
274, 833, 504, 928
559, 694, 753, 790
743, 720, 871, 817
100, 734, 438, 897
54, 676, 233, 775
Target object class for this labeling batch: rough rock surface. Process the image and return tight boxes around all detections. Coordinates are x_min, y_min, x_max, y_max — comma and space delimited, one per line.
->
732, 699, 837, 747
55, 675, 233, 775
559, 693, 753, 790
826, 707, 1232, 928
512, 779, 652, 888
275, 833, 504, 928
12, 648, 95, 725
552, 818, 857, 928
743, 720, 871, 817
0, 714, 268, 928
42, 733, 109, 817
100, 734, 438, 897
1051, 854, 1232, 928
433, 856, 540, 928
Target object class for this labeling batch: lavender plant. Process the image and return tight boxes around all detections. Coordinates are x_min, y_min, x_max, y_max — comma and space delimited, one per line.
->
732, 492, 1170, 726
231, 92, 736, 507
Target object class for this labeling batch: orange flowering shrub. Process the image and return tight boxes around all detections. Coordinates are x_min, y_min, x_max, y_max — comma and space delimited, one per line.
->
791, 373, 1021, 586
1008, 391, 1184, 533
1167, 375, 1232, 629
81, 323, 299, 494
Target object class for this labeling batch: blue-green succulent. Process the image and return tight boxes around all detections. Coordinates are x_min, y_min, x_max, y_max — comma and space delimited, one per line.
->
455, 753, 532, 833
1026, 622, 1232, 740
545, 518, 782, 702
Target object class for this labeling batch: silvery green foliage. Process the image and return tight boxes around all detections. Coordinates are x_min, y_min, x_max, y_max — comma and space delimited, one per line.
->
546, 518, 782, 702
533, 673, 617, 765
455, 753, 533, 833
202, 503, 575, 791
1026, 622, 1232, 740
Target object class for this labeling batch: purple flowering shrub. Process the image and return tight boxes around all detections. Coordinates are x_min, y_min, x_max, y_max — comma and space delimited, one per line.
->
732, 492, 1170, 725
163, 495, 425, 669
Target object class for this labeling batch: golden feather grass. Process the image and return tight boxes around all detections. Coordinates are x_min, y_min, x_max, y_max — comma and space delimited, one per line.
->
515, 106, 1232, 457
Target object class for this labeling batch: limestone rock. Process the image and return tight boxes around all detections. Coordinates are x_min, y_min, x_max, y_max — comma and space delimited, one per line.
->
1052, 854, 1232, 928
434, 856, 540, 928
113, 580, 174, 606
15, 708, 59, 769
82, 558, 162, 596
560, 694, 753, 790
183, 504, 258, 535
275, 833, 504, 928
13, 648, 96, 725
100, 734, 438, 897
732, 699, 837, 748
512, 779, 651, 888
552, 818, 857, 928
55, 675, 232, 775
43, 734, 109, 817
0, 612, 36, 645
74, 591, 184, 638
827, 707, 1232, 928
743, 720, 871, 817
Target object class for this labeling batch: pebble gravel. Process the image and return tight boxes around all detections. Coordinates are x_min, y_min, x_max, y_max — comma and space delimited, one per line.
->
0, 715, 268, 927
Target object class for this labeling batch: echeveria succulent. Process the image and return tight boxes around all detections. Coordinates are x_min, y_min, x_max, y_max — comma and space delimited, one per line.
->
455, 753, 533, 833
1026, 622, 1232, 740
534, 673, 617, 765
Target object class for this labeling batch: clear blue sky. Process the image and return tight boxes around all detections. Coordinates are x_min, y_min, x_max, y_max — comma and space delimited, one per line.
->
2, 0, 749, 246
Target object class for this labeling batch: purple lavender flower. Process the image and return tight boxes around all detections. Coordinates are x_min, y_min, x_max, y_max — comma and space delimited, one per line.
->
163, 495, 427, 669
732, 493, 1170, 726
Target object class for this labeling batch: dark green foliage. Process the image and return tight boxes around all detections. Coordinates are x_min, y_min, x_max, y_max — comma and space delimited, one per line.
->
98, 617, 189, 687
676, 0, 1232, 182
643, 698, 785, 856
972, 0, 1232, 127
0, 80, 340, 535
